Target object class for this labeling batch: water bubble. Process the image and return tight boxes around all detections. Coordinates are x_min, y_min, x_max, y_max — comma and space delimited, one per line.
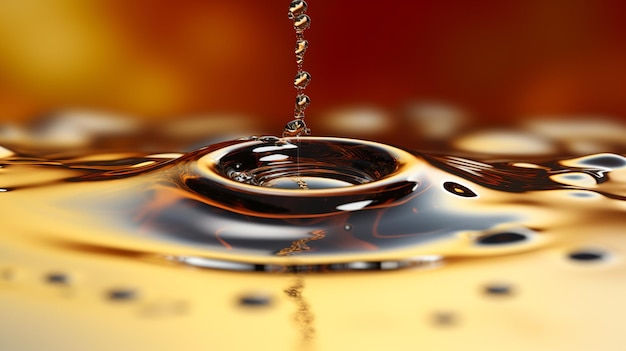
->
294, 71, 312, 89
288, 0, 308, 20
344, 224, 352, 231
293, 14, 311, 33
295, 94, 311, 112
443, 181, 477, 198
295, 39, 308, 56
477, 232, 527, 245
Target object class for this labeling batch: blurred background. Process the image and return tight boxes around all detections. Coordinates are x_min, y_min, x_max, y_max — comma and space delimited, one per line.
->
0, 0, 625, 154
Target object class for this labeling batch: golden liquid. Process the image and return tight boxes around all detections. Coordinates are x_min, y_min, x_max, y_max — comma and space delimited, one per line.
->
1, 116, 626, 351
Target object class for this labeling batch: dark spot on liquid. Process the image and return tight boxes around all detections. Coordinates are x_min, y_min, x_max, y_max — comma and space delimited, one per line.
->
239, 293, 272, 307
568, 250, 605, 262
477, 232, 527, 245
443, 182, 477, 197
579, 155, 626, 168
1, 268, 16, 281
484, 284, 513, 296
46, 272, 70, 285
433, 311, 457, 326
108, 288, 138, 301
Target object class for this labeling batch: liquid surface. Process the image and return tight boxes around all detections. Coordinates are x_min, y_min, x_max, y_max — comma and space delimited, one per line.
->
2, 118, 626, 350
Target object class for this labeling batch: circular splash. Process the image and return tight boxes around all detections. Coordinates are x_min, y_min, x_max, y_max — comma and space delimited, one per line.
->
190, 137, 422, 216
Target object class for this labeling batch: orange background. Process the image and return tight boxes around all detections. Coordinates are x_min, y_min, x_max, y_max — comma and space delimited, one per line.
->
0, 0, 625, 126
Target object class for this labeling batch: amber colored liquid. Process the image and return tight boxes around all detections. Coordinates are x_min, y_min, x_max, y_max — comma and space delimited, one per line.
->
1, 128, 625, 350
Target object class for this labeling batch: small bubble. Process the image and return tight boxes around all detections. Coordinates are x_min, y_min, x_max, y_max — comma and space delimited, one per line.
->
295, 94, 311, 111
477, 232, 527, 245
568, 250, 606, 262
293, 14, 311, 32
442, 181, 477, 198
344, 224, 352, 231
294, 71, 311, 89
108, 288, 138, 301
295, 39, 308, 56
288, 0, 308, 20
46, 272, 70, 285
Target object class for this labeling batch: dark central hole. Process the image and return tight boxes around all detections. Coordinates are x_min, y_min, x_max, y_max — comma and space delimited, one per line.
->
216, 139, 400, 189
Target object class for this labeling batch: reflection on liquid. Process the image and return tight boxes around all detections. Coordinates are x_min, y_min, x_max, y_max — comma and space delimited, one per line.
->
1, 112, 626, 350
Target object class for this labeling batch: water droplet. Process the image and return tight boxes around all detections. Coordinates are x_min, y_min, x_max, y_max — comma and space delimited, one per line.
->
294, 71, 312, 89
283, 119, 310, 137
108, 288, 138, 301
295, 39, 308, 56
288, 0, 308, 20
295, 94, 311, 112
477, 232, 527, 245
443, 181, 477, 197
568, 250, 605, 262
293, 14, 311, 32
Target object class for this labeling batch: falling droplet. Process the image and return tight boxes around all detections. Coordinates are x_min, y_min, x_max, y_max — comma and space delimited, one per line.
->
295, 94, 311, 112
283, 119, 310, 137
293, 14, 311, 32
288, 0, 308, 20
295, 39, 308, 56
294, 71, 312, 89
